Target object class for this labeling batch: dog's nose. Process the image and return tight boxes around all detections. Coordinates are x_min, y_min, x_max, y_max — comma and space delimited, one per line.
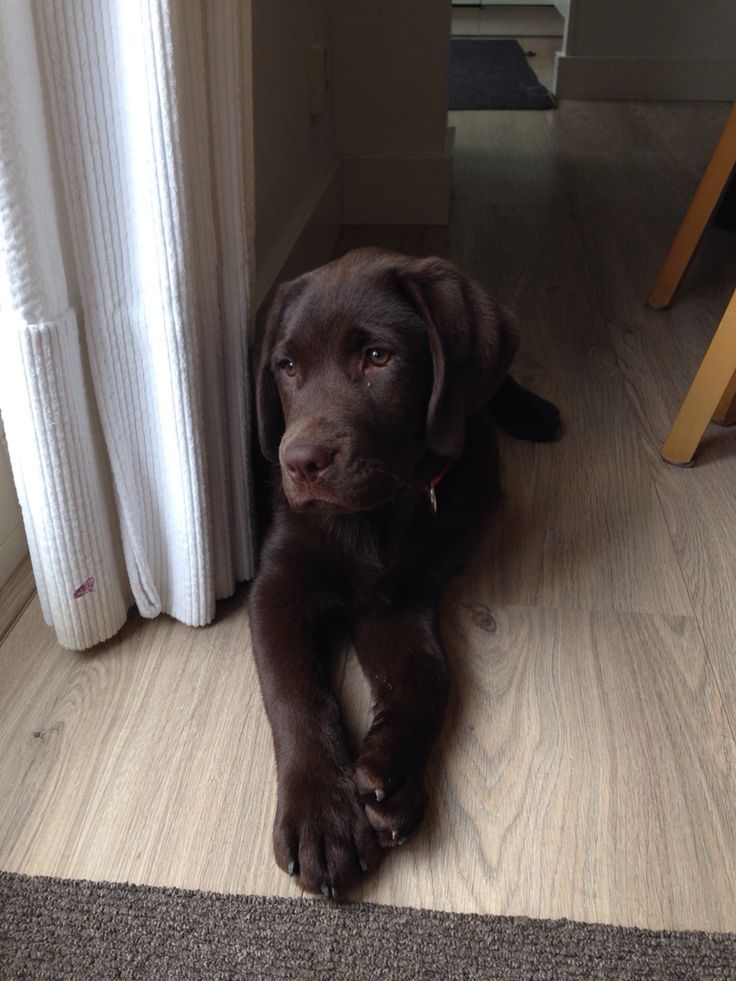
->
283, 443, 333, 484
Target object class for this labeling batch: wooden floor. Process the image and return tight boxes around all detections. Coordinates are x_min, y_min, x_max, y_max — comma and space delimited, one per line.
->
2, 98, 736, 933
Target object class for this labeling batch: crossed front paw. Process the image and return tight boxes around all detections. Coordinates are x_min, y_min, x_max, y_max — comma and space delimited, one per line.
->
273, 762, 381, 898
353, 713, 427, 849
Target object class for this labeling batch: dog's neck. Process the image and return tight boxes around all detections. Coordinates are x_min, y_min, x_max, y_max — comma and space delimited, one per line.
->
293, 486, 434, 567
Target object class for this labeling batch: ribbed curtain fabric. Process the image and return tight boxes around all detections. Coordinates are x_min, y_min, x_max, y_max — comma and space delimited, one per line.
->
0, 0, 255, 649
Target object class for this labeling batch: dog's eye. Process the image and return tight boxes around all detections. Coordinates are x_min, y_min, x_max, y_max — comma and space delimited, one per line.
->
366, 348, 391, 368
279, 358, 297, 377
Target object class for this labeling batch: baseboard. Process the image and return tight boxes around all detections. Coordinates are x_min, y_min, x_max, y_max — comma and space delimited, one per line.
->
342, 129, 454, 226
0, 525, 27, 592
0, 554, 34, 644
554, 55, 736, 101
0, 425, 27, 591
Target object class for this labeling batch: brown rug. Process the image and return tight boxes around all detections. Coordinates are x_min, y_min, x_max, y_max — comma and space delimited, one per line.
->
1, 871, 735, 979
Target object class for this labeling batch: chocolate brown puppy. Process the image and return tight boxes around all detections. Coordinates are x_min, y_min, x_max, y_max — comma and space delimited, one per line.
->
250, 248, 560, 898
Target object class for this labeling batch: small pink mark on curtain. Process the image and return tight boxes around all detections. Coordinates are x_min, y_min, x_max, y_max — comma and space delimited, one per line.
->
74, 577, 95, 598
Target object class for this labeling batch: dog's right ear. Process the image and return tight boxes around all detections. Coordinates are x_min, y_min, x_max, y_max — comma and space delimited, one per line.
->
255, 278, 304, 462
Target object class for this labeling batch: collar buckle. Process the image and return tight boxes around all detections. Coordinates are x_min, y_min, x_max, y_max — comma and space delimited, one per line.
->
427, 465, 448, 514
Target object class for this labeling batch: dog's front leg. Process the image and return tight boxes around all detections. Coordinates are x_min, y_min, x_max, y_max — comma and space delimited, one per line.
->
249, 565, 380, 897
352, 605, 449, 847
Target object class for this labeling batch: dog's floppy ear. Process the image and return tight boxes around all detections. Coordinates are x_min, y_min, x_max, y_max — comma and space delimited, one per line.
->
255, 278, 306, 462
399, 257, 518, 459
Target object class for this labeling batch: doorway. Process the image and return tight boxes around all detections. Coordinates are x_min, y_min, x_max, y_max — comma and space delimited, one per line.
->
450, 3, 566, 93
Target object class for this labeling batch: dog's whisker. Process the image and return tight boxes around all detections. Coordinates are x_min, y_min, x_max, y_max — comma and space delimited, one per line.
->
366, 464, 410, 491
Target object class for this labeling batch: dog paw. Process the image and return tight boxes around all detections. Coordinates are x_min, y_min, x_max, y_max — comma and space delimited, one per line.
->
353, 717, 426, 848
520, 391, 562, 442
273, 764, 381, 898
491, 376, 562, 443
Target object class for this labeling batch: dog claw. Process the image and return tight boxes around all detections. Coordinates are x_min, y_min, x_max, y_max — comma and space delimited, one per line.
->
375, 788, 385, 802
322, 883, 331, 898
392, 830, 399, 842
287, 861, 296, 877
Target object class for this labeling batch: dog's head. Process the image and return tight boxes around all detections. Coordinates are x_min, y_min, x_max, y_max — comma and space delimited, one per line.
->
256, 248, 517, 512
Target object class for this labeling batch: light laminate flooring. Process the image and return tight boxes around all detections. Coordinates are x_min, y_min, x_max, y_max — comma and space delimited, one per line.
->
1, 100, 736, 933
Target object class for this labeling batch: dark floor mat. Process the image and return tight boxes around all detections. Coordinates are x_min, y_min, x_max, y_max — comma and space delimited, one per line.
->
1, 871, 735, 979
449, 39, 555, 110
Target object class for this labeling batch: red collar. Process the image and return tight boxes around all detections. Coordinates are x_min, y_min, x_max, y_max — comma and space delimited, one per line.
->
428, 465, 449, 513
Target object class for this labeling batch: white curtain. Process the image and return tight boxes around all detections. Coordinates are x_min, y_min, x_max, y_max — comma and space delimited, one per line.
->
0, 0, 256, 650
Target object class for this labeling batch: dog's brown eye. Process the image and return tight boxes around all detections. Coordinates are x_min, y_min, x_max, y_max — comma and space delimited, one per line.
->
281, 359, 296, 377
366, 348, 391, 367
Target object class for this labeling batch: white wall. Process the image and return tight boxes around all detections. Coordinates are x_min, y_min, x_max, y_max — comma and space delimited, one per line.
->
251, 0, 339, 304
251, 0, 453, 302
331, 0, 450, 159
331, 0, 452, 226
568, 0, 736, 60
556, 0, 736, 100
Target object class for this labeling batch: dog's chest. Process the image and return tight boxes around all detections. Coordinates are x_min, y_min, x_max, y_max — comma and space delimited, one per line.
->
318, 503, 439, 609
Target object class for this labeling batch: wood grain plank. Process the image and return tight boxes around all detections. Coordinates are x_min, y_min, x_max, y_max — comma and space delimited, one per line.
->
545, 102, 735, 331
338, 598, 736, 932
444, 109, 693, 616
0, 590, 287, 899
3, 590, 734, 931
545, 100, 736, 736
3, 102, 736, 939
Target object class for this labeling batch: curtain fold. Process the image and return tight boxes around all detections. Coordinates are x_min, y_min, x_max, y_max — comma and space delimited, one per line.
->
0, 0, 255, 649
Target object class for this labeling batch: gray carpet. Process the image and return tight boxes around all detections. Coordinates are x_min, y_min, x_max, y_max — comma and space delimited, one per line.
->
448, 39, 554, 110
1, 871, 735, 979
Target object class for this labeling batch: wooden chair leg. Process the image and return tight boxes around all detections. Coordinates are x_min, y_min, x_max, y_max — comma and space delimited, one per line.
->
648, 103, 736, 310
713, 368, 736, 425
662, 289, 736, 465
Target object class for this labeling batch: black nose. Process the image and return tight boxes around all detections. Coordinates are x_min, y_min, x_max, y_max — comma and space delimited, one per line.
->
283, 443, 334, 484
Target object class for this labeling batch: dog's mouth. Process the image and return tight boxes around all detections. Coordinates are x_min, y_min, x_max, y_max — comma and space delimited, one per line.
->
282, 460, 412, 513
